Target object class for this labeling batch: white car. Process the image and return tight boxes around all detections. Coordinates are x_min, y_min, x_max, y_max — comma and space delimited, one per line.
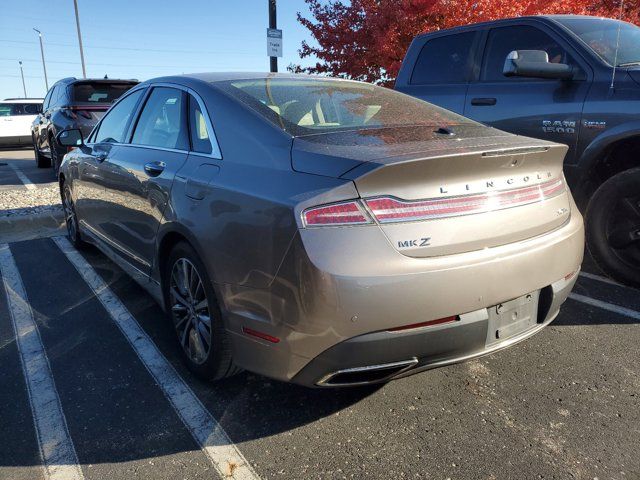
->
0, 98, 43, 147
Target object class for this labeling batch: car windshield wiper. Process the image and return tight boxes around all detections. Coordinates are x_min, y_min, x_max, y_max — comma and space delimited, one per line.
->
617, 61, 640, 67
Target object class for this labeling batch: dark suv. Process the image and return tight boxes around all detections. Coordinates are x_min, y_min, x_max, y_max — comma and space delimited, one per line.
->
396, 14, 640, 287
32, 77, 138, 173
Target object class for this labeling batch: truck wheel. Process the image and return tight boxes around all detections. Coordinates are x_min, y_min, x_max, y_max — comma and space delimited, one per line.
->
586, 168, 640, 287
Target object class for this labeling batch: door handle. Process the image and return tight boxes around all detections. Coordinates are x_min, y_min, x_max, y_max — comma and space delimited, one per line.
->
471, 97, 497, 106
144, 161, 166, 176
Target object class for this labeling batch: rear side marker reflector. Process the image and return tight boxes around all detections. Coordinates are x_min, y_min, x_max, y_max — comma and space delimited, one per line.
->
302, 200, 372, 227
387, 315, 459, 332
365, 178, 565, 224
242, 327, 280, 343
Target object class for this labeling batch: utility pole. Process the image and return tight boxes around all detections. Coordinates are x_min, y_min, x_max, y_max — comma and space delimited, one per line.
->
268, 0, 277, 73
33, 28, 48, 90
18, 61, 27, 97
73, 0, 87, 78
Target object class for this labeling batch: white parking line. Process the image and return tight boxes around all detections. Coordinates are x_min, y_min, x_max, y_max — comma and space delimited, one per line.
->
9, 163, 37, 191
579, 271, 624, 287
53, 236, 260, 480
0, 244, 84, 480
569, 292, 640, 320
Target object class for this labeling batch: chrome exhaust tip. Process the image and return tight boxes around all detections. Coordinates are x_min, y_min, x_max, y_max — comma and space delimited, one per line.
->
316, 358, 419, 387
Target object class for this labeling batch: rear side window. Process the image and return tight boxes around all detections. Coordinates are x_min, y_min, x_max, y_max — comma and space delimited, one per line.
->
481, 25, 577, 82
131, 87, 189, 150
188, 95, 212, 154
71, 82, 136, 103
0, 104, 11, 116
93, 89, 144, 144
410, 32, 475, 85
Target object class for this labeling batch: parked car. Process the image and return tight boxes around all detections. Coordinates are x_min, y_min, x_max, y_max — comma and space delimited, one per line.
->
32, 77, 138, 172
56, 73, 584, 387
396, 14, 640, 287
0, 98, 43, 148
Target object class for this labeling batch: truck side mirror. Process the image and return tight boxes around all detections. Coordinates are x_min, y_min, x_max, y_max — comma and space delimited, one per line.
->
503, 50, 574, 80
57, 128, 84, 147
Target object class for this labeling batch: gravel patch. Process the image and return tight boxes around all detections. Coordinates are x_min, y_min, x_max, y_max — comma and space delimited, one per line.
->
0, 184, 62, 218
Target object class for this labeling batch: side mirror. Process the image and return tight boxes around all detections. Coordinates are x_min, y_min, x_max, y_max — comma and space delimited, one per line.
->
503, 50, 574, 80
57, 128, 84, 147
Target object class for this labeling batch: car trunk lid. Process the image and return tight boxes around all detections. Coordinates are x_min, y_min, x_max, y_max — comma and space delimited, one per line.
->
294, 125, 571, 257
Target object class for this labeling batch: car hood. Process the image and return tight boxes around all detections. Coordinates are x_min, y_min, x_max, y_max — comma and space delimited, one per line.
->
291, 124, 517, 178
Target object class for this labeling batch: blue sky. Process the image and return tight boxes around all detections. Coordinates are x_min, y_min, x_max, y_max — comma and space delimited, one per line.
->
0, 0, 320, 99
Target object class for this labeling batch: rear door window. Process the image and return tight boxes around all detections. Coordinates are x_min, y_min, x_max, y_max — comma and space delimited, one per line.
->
131, 87, 189, 150
410, 32, 476, 85
481, 25, 578, 82
0, 104, 11, 116
93, 89, 145, 144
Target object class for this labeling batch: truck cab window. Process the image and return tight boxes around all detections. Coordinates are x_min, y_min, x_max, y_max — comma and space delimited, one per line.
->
410, 32, 475, 85
482, 25, 577, 82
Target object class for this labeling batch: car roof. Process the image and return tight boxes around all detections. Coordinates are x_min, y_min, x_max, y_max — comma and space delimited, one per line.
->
55, 77, 139, 85
142, 72, 357, 86
2, 98, 43, 103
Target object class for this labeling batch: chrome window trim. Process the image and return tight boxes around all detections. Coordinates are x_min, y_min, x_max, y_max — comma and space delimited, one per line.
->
86, 82, 222, 160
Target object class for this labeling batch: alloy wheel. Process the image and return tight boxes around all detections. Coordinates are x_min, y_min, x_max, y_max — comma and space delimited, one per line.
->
169, 258, 212, 365
62, 186, 77, 240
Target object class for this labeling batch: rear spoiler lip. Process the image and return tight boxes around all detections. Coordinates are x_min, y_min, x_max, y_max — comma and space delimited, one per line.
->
340, 142, 567, 180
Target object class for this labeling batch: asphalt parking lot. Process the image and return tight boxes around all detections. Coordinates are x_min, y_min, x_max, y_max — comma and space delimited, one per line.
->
0, 150, 639, 480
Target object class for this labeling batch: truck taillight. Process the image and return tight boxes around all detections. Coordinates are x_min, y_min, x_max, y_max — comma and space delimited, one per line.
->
365, 178, 565, 224
302, 200, 372, 227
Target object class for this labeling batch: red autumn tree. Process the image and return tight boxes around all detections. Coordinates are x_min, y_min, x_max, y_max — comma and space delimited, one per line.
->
293, 0, 640, 85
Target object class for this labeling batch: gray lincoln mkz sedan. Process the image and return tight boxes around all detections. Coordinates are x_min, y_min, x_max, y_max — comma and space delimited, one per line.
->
57, 73, 584, 387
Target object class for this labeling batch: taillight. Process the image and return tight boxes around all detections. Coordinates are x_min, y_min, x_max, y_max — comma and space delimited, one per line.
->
61, 107, 93, 120
302, 200, 372, 227
365, 178, 565, 224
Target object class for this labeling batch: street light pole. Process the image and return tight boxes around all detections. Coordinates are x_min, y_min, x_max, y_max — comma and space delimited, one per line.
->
19, 61, 27, 98
269, 0, 277, 73
33, 28, 48, 91
73, 0, 87, 78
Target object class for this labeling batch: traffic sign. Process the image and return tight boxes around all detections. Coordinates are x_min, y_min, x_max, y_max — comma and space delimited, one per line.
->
267, 28, 283, 57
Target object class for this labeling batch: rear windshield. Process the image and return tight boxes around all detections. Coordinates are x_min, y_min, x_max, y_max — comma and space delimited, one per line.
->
216, 78, 474, 136
71, 82, 137, 103
0, 103, 41, 116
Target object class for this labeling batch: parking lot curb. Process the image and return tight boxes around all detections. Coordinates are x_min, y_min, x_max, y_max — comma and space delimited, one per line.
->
0, 208, 65, 243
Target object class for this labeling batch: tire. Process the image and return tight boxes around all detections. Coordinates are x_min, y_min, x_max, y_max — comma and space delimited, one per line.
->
50, 134, 61, 176
586, 168, 640, 287
163, 242, 240, 381
61, 181, 86, 249
34, 136, 50, 168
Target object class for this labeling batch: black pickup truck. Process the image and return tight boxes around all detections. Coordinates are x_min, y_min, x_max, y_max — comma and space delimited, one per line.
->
396, 14, 640, 287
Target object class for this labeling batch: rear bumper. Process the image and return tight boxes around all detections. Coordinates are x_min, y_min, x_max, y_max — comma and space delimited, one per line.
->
222, 198, 584, 387
292, 272, 576, 386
